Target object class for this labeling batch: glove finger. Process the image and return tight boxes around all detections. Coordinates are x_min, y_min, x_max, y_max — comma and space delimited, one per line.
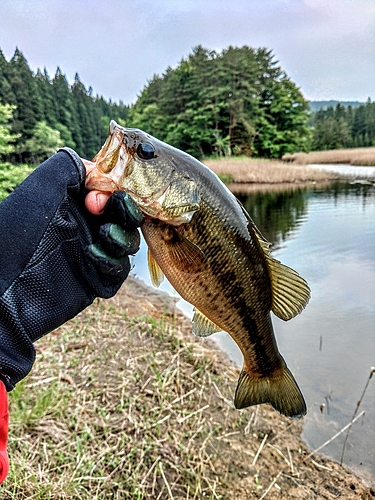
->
98, 223, 140, 257
88, 243, 131, 280
102, 191, 143, 228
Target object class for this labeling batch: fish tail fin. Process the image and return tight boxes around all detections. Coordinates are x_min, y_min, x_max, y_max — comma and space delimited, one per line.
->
234, 364, 307, 419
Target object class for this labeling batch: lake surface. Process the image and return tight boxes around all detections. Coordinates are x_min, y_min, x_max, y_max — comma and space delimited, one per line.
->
132, 177, 375, 485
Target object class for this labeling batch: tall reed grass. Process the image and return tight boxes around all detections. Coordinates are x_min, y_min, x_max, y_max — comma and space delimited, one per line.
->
204, 157, 334, 184
283, 147, 375, 166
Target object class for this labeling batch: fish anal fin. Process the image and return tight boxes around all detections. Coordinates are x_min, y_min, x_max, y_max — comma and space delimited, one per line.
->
164, 228, 205, 272
234, 364, 307, 419
192, 308, 222, 337
147, 248, 164, 287
268, 258, 310, 321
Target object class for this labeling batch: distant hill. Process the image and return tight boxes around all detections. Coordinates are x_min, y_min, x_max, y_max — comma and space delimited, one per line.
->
309, 100, 364, 112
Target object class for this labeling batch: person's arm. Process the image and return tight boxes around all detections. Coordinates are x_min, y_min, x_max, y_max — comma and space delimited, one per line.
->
0, 148, 143, 482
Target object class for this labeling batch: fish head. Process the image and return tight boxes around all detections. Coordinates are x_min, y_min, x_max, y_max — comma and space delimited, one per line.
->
86, 120, 200, 224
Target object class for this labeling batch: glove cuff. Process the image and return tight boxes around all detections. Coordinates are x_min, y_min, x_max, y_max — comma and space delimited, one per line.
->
57, 147, 86, 189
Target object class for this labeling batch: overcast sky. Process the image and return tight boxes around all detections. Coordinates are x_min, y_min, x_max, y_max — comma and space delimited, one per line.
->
0, 0, 374, 105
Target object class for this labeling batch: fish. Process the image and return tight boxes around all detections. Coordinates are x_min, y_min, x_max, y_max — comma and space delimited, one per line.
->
86, 120, 310, 418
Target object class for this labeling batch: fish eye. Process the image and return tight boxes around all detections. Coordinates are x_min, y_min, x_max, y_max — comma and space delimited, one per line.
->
137, 142, 156, 160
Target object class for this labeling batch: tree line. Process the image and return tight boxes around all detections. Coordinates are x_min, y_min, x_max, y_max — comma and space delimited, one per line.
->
310, 100, 375, 150
0, 48, 129, 163
1, 45, 313, 163
1, 45, 374, 166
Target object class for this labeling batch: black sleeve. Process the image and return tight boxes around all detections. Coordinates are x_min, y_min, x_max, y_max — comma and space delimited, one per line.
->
0, 148, 139, 390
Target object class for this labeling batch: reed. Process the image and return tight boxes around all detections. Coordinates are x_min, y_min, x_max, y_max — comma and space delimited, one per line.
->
204, 157, 335, 184
283, 147, 375, 166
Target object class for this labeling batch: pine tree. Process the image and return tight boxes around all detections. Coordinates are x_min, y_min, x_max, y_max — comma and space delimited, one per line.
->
0, 49, 16, 104
6, 48, 44, 159
35, 68, 57, 127
71, 73, 100, 158
52, 67, 81, 152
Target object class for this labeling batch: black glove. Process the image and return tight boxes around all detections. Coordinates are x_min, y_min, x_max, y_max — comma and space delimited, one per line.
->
0, 148, 143, 391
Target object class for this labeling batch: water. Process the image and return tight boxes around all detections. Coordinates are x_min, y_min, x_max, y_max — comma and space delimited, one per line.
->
310, 163, 375, 178
132, 178, 375, 485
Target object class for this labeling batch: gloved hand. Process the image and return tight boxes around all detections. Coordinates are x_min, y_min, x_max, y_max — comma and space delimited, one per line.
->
0, 147, 143, 482
0, 147, 143, 390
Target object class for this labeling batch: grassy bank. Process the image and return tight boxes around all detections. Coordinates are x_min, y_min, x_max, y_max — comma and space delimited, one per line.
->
204, 158, 336, 185
283, 147, 375, 166
2, 277, 372, 499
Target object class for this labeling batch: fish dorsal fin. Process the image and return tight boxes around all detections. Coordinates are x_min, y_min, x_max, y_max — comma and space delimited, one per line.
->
267, 257, 310, 321
165, 228, 205, 272
192, 308, 222, 337
147, 248, 164, 287
251, 222, 310, 321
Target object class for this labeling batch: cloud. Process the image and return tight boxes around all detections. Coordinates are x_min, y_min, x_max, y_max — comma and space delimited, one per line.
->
0, 0, 373, 103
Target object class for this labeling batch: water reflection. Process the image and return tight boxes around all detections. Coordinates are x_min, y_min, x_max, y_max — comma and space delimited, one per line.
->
236, 185, 309, 249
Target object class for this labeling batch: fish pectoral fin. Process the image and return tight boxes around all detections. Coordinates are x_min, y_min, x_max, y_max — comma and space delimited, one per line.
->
234, 364, 307, 419
192, 309, 222, 337
267, 257, 311, 321
147, 248, 164, 287
165, 229, 205, 272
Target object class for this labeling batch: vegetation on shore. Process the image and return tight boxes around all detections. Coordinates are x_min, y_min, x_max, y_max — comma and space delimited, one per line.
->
0, 162, 33, 201
205, 157, 337, 185
283, 147, 375, 167
1, 45, 312, 164
128, 46, 311, 159
1, 45, 374, 168
2, 277, 373, 499
0, 49, 129, 163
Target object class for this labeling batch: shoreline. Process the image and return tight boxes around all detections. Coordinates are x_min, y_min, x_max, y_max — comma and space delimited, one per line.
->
6, 275, 374, 498
203, 157, 375, 186
114, 276, 375, 493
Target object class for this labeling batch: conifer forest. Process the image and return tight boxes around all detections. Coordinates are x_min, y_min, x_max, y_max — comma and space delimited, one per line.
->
0, 45, 374, 165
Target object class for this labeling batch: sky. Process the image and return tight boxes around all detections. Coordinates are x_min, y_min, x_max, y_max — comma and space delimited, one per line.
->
0, 0, 374, 105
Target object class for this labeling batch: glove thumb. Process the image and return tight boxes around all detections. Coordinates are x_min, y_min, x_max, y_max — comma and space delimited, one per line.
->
0, 381, 9, 483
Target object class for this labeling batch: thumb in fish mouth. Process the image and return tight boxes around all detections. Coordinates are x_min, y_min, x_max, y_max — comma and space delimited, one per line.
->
81, 159, 113, 214
85, 191, 112, 215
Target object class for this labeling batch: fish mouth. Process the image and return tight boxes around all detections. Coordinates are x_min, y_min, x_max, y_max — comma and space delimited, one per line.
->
86, 122, 128, 191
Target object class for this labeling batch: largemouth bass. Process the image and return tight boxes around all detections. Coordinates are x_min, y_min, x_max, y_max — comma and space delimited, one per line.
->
86, 121, 310, 418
